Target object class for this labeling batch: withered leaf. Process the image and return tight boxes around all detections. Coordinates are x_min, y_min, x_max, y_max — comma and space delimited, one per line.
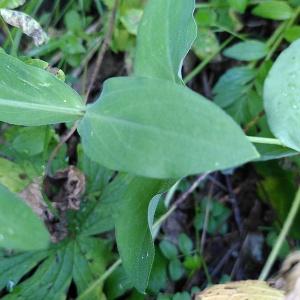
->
196, 280, 284, 300
0, 8, 48, 45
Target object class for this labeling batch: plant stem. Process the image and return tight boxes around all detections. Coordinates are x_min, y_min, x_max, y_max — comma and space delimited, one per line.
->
183, 36, 234, 84
259, 187, 300, 281
77, 259, 122, 300
247, 136, 285, 146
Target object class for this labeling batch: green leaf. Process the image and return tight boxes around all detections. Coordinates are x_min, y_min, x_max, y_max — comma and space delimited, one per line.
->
169, 258, 184, 281
0, 53, 84, 126
0, 250, 49, 290
105, 265, 133, 299
284, 26, 300, 42
114, 176, 164, 292
0, 0, 25, 9
73, 237, 110, 300
79, 77, 258, 179
192, 28, 219, 60
228, 0, 248, 13
0, 184, 50, 251
120, 8, 143, 35
134, 0, 197, 82
264, 39, 300, 151
0, 157, 31, 192
252, 1, 293, 20
12, 126, 47, 156
159, 240, 178, 260
178, 234, 193, 256
213, 66, 256, 108
223, 40, 268, 61
4, 243, 73, 299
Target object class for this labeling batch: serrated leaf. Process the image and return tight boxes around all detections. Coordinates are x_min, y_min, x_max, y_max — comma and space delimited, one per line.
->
0, 183, 50, 251
0, 53, 84, 126
252, 1, 293, 20
114, 176, 164, 292
223, 40, 268, 61
134, 0, 197, 82
196, 280, 284, 300
3, 243, 73, 300
79, 77, 258, 179
0, 250, 49, 291
264, 39, 300, 151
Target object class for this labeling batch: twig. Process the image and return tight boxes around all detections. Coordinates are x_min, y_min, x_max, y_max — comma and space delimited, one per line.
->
46, 1, 119, 174
85, 0, 119, 103
259, 186, 300, 281
46, 122, 78, 176
225, 175, 243, 233
153, 173, 209, 230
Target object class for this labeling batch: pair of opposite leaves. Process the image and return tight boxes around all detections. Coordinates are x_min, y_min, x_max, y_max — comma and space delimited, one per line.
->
0, 0, 259, 180
0, 0, 298, 180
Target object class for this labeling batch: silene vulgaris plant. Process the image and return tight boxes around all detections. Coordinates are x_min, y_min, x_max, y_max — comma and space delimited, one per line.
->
1, 0, 300, 298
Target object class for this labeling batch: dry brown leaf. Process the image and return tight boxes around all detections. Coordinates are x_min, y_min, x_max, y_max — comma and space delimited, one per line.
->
196, 280, 284, 300
0, 9, 48, 45
270, 251, 300, 300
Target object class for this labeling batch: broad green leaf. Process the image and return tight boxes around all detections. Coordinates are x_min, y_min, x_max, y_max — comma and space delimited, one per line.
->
0, 157, 31, 192
223, 40, 268, 61
0, 184, 50, 250
115, 176, 164, 292
252, 1, 293, 20
0, 53, 84, 126
284, 26, 300, 42
134, 0, 197, 82
4, 244, 73, 299
228, 0, 248, 13
264, 39, 300, 151
12, 126, 47, 156
0, 0, 25, 9
79, 77, 258, 179
213, 66, 256, 108
114, 177, 162, 292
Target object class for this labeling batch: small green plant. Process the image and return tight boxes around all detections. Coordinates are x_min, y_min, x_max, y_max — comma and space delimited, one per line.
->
1, 0, 300, 298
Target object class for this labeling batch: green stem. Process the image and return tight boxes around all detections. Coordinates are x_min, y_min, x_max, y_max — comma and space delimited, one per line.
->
259, 187, 300, 280
247, 136, 285, 146
77, 259, 122, 300
183, 36, 234, 83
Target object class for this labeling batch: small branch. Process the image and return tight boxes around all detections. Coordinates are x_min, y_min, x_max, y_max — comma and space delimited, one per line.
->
46, 121, 78, 176
183, 36, 233, 84
78, 259, 122, 300
153, 173, 209, 230
259, 187, 300, 281
85, 0, 119, 103
225, 175, 243, 233
247, 136, 285, 146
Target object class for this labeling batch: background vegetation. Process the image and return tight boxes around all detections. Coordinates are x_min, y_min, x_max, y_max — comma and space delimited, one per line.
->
1, 0, 300, 299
